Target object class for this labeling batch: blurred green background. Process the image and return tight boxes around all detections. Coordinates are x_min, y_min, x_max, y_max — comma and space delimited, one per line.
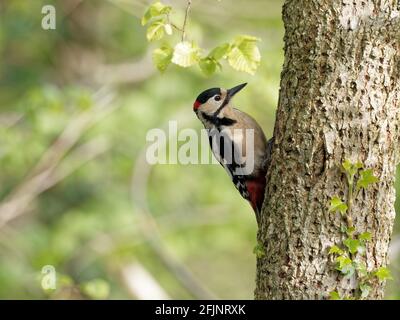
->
0, 0, 399, 299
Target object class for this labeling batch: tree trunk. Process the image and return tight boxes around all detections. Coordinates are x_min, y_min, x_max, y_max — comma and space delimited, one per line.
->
255, 0, 400, 299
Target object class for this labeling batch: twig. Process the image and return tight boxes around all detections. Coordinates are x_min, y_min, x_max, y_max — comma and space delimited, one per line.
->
170, 22, 184, 32
181, 0, 192, 41
346, 179, 354, 230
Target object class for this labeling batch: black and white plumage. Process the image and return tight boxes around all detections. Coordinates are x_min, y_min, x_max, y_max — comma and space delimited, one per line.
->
193, 83, 273, 223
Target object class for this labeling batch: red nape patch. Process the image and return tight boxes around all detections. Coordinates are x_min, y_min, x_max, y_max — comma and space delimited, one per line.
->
193, 100, 201, 110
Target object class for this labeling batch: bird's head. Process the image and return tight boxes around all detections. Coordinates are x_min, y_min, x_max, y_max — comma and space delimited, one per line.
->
193, 83, 247, 116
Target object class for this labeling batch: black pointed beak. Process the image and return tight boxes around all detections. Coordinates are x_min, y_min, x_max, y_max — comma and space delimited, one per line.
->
227, 83, 247, 98
212, 83, 248, 117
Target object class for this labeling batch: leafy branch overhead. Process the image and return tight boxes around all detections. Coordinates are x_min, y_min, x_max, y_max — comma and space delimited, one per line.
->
142, 1, 262, 75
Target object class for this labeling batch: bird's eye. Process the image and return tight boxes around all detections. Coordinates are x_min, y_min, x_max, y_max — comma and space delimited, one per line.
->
214, 95, 221, 101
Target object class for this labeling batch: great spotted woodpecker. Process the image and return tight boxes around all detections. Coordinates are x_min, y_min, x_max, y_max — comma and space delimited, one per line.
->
193, 83, 273, 223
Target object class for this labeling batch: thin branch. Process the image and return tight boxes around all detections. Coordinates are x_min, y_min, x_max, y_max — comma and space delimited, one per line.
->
170, 22, 184, 32
181, 0, 192, 41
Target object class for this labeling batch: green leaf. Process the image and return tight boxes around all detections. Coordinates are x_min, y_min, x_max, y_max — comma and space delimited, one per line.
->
329, 245, 343, 255
209, 43, 231, 60
199, 57, 218, 76
359, 232, 372, 242
342, 159, 352, 173
359, 283, 371, 299
142, 2, 172, 26
354, 161, 364, 169
172, 41, 201, 67
357, 244, 366, 256
356, 169, 379, 190
253, 242, 265, 258
81, 279, 110, 300
342, 265, 355, 277
142, 10, 153, 26
356, 261, 368, 278
227, 35, 261, 75
329, 196, 348, 215
342, 159, 363, 173
336, 255, 351, 269
153, 45, 173, 72
343, 238, 361, 254
345, 226, 356, 236
146, 20, 166, 41
329, 291, 340, 300
199, 44, 230, 75
374, 267, 393, 281
336, 255, 354, 276
164, 23, 173, 35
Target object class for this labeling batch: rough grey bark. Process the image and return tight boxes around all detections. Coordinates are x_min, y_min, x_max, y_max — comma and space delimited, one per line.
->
255, 0, 400, 299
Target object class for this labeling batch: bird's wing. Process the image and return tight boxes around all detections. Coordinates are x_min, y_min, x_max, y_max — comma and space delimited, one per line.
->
208, 127, 251, 200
